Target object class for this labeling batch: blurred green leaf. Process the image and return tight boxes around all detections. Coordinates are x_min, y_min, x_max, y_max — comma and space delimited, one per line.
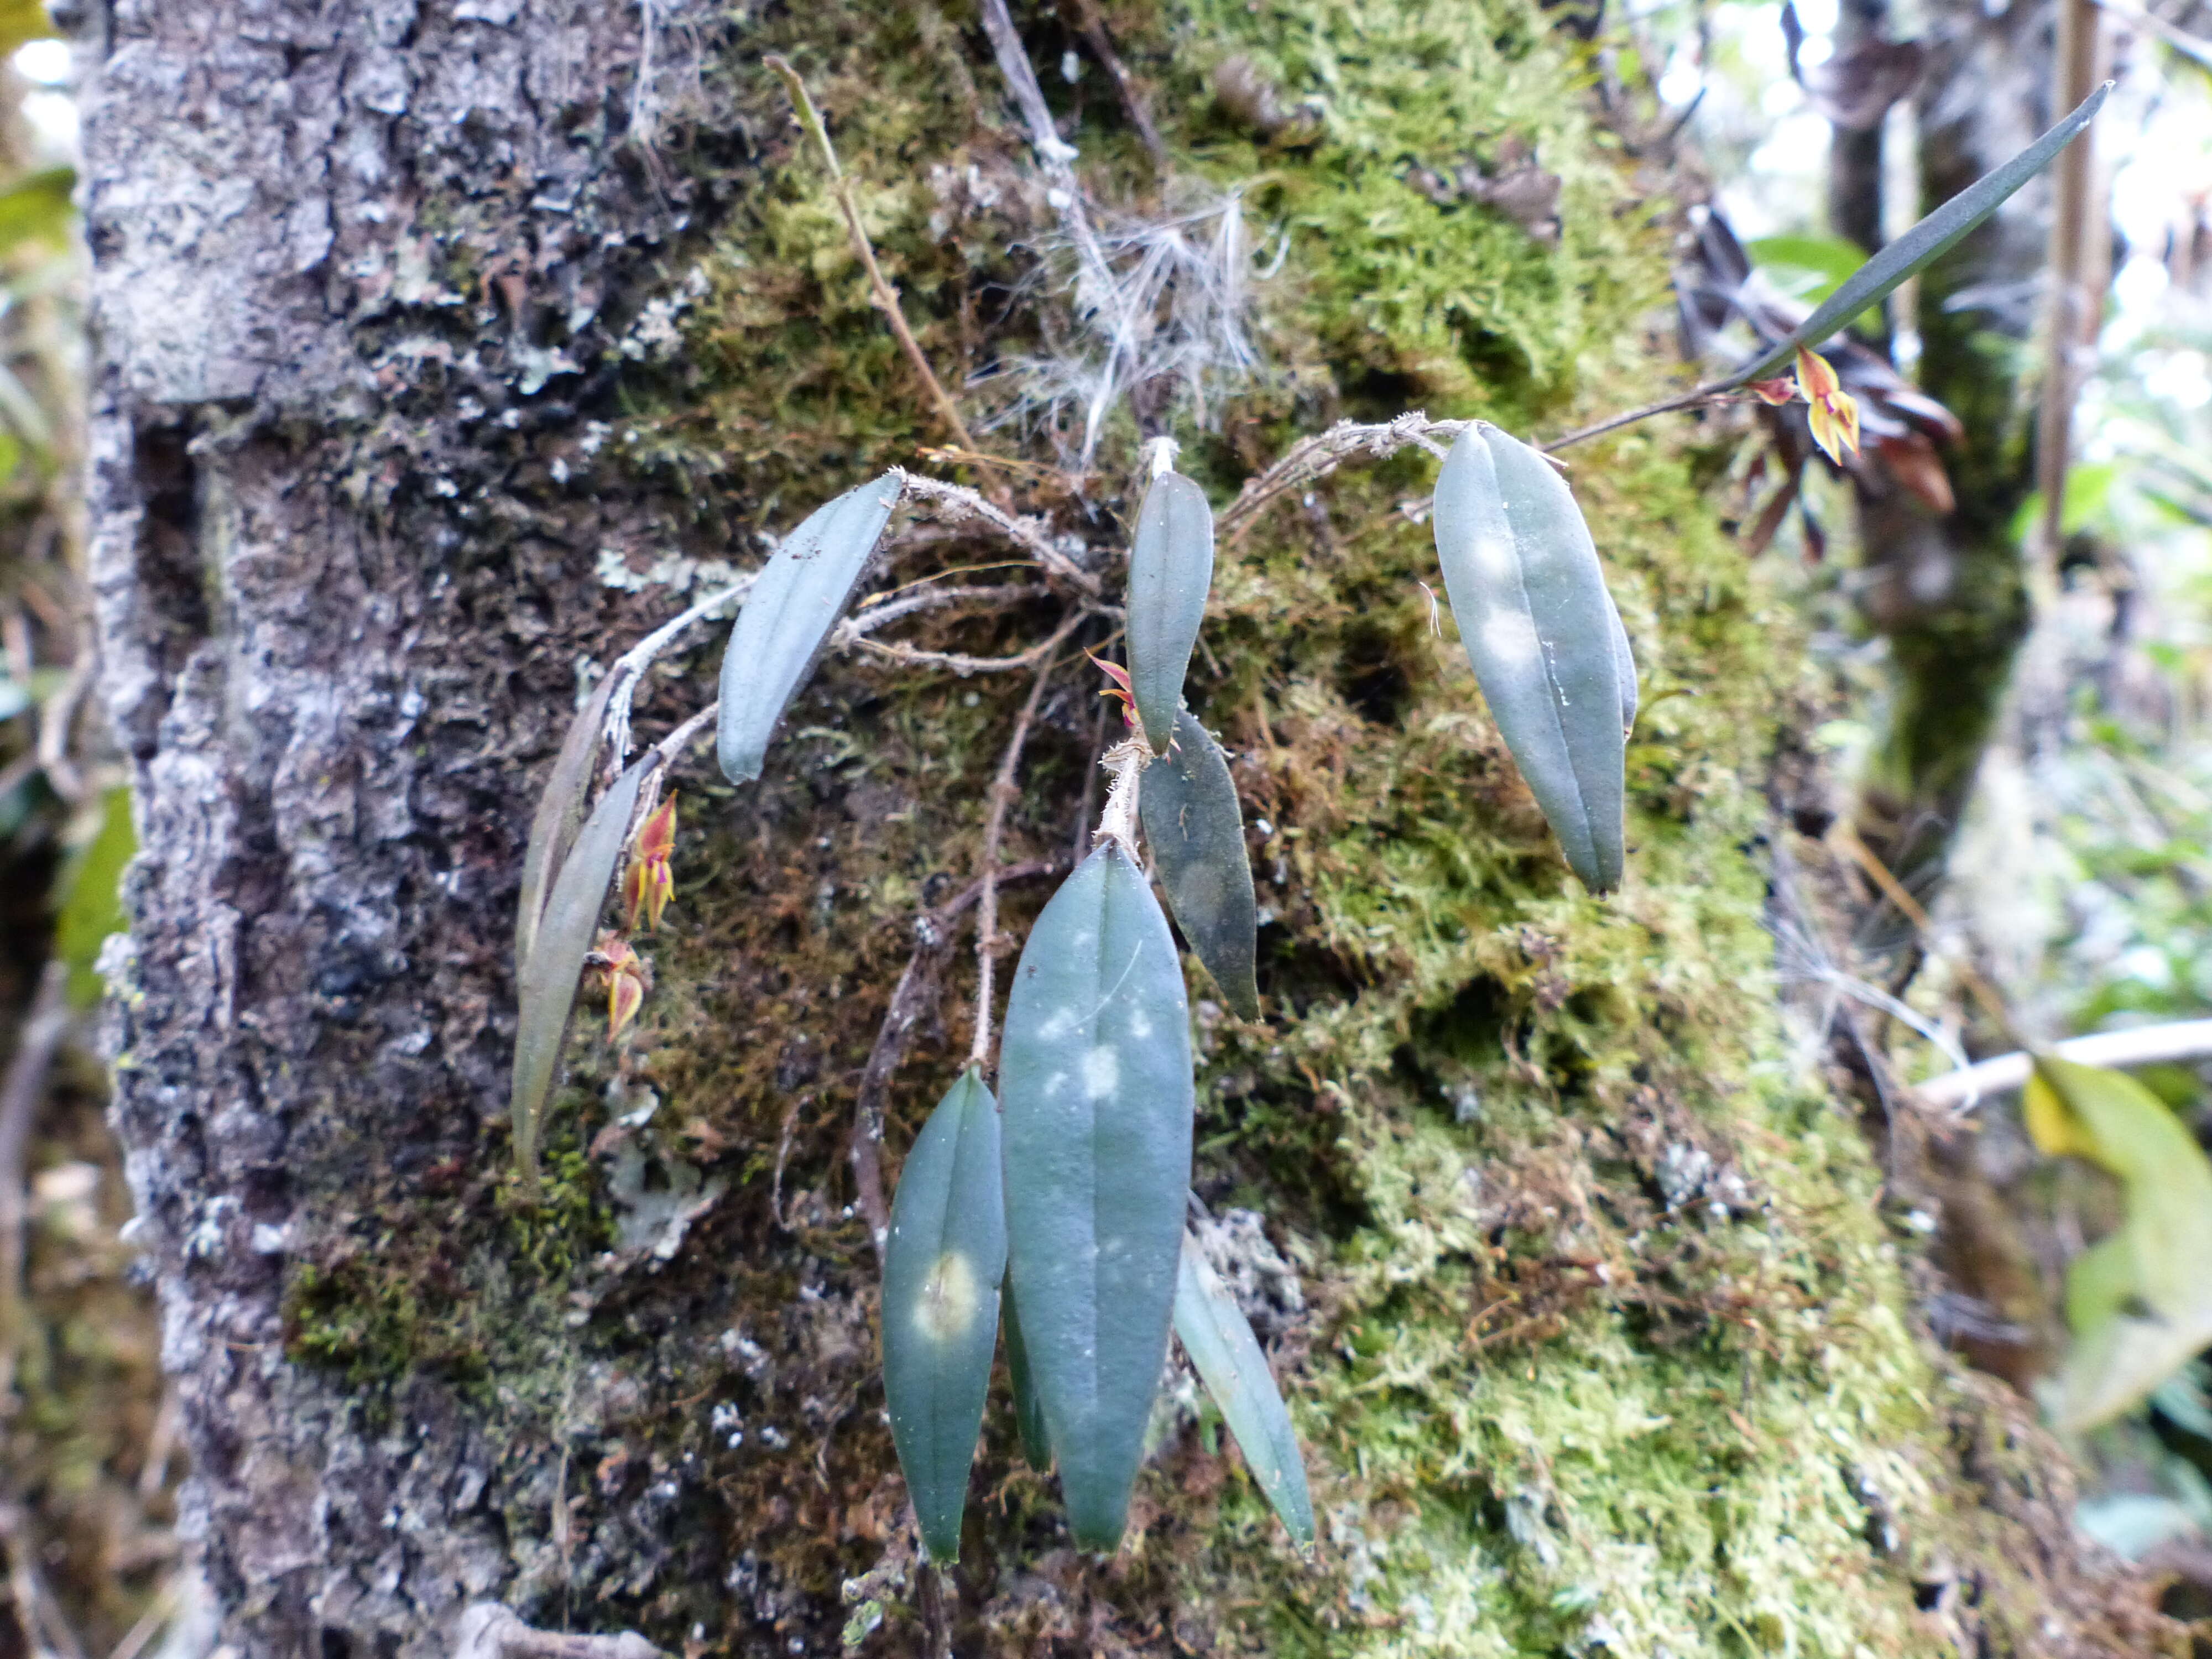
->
0, 166, 74, 256
0, 0, 54, 54
53, 785, 133, 1008
1746, 234, 1867, 304
2027, 1055, 2212, 1431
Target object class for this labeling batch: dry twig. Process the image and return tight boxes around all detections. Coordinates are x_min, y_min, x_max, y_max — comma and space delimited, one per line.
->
969, 624, 1077, 1068
0, 961, 70, 1399
764, 57, 975, 450
453, 1604, 661, 1659
848, 860, 1063, 1258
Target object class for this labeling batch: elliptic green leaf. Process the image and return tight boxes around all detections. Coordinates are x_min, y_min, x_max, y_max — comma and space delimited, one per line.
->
2027, 1054, 2212, 1431
883, 1067, 1007, 1563
510, 753, 659, 1194
1432, 425, 1627, 891
1002, 1281, 1053, 1469
717, 472, 903, 782
1000, 841, 1194, 1550
517, 669, 621, 975
1126, 471, 1215, 755
1138, 711, 1260, 1018
1733, 84, 2109, 385
1173, 1231, 1313, 1547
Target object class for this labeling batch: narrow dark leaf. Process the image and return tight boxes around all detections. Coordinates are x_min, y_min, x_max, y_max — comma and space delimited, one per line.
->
1126, 471, 1215, 754
1002, 1284, 1053, 1469
1139, 711, 1260, 1018
883, 1067, 1007, 1563
510, 753, 659, 1194
1733, 82, 2110, 384
717, 472, 904, 782
1433, 426, 1627, 891
1000, 841, 1194, 1550
1173, 1232, 1314, 1547
517, 669, 622, 975
1605, 589, 1638, 738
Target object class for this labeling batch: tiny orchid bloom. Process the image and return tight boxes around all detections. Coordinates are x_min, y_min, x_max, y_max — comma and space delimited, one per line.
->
623, 795, 677, 933
1748, 377, 1799, 406
589, 931, 652, 1042
1794, 348, 1861, 463
1088, 652, 1139, 728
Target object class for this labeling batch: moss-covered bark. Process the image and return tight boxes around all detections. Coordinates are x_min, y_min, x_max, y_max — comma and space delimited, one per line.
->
86, 2, 2175, 1656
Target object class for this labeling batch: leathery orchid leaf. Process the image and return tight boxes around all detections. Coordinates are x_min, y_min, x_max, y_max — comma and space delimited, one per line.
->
517, 669, 621, 975
1173, 1230, 1314, 1547
882, 1067, 1006, 1563
510, 753, 659, 1195
1002, 1287, 1053, 1469
999, 841, 1194, 1550
1126, 469, 1215, 755
717, 472, 903, 783
1139, 711, 1260, 1018
1433, 425, 1627, 891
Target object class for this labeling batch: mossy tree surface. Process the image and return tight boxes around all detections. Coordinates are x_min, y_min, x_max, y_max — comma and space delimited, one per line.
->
84, 2, 2169, 1657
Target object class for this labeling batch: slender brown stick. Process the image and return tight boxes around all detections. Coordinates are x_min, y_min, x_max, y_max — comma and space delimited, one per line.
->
0, 961, 70, 1399
969, 623, 1078, 1070
455, 1604, 662, 1659
1063, 0, 1167, 165
848, 860, 1065, 1258
1915, 1018, 2212, 1110
764, 56, 976, 451
2034, 0, 2107, 585
1827, 820, 2022, 1046
1541, 384, 1730, 452
898, 474, 1102, 596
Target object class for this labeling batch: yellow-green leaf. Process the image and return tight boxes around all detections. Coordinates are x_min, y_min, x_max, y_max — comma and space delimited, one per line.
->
2027, 1054, 2212, 1431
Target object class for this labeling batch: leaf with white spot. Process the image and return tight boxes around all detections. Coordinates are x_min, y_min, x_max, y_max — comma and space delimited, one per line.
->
882, 1067, 1006, 1563
999, 841, 1194, 1550
1139, 711, 1260, 1018
1173, 1230, 1313, 1547
517, 668, 621, 975
2027, 1054, 2212, 1431
1126, 470, 1215, 755
1433, 425, 1627, 891
717, 472, 903, 782
511, 753, 659, 1196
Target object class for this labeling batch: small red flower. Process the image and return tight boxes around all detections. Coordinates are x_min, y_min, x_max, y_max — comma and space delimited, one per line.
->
1088, 652, 1139, 728
623, 795, 677, 933
589, 931, 652, 1042
1793, 348, 1861, 463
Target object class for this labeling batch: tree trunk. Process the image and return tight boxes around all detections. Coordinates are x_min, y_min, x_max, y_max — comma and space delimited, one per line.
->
81, 2, 2178, 1656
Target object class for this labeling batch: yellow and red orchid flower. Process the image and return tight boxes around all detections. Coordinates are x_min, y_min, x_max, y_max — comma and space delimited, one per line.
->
1089, 651, 1139, 729
1794, 347, 1861, 463
622, 794, 677, 933
589, 931, 653, 1042
1746, 349, 1862, 465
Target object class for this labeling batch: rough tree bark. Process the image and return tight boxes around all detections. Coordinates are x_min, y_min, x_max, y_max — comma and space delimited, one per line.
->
80, 2, 2183, 1657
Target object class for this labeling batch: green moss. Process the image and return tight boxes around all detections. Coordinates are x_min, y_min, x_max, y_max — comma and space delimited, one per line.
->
285, 0, 2145, 1651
